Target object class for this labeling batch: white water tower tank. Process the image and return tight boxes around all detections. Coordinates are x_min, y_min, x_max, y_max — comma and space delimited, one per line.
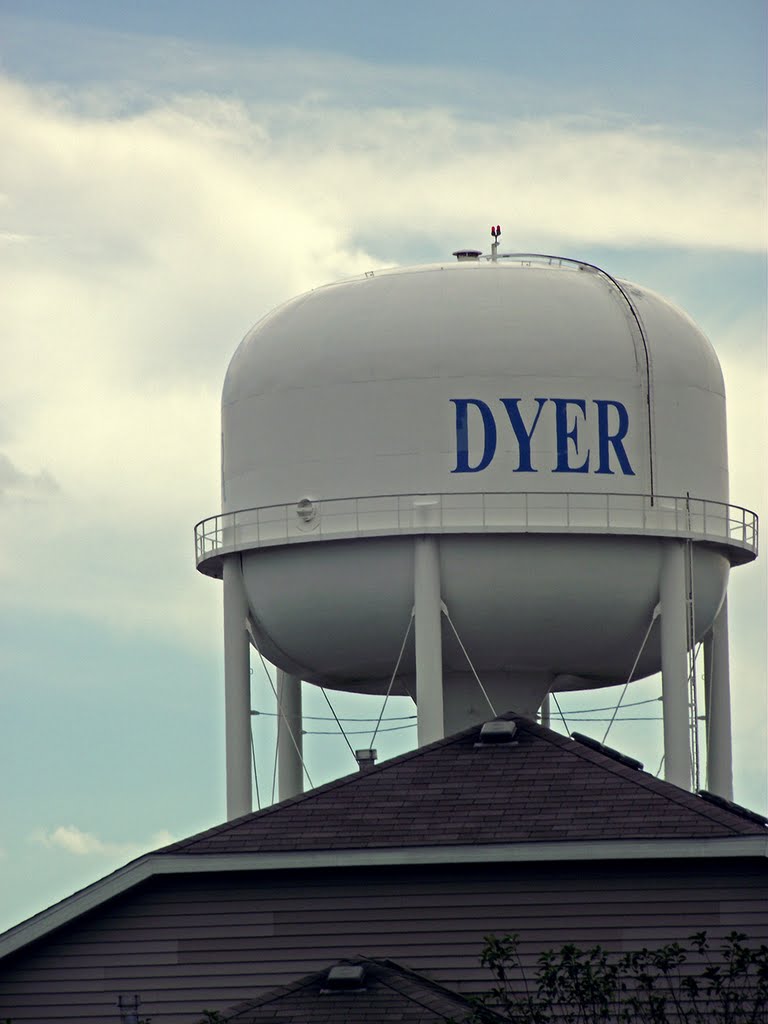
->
195, 253, 757, 815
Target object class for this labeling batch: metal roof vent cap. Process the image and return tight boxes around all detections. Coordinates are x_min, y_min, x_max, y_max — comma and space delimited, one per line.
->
452, 248, 482, 261
354, 748, 377, 770
322, 964, 367, 992
476, 720, 518, 746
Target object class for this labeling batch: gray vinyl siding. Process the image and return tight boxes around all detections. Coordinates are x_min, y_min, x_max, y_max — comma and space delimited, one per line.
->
0, 858, 765, 1023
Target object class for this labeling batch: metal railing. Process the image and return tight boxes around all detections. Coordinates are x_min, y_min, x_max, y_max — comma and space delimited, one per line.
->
194, 491, 758, 575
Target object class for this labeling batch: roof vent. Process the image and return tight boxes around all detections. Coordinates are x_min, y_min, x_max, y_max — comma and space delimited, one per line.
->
354, 748, 377, 770
698, 790, 768, 826
452, 249, 482, 261
571, 732, 643, 771
322, 964, 367, 991
476, 720, 518, 746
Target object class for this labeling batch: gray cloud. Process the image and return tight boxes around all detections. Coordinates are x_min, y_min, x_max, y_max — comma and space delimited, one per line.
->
0, 452, 58, 501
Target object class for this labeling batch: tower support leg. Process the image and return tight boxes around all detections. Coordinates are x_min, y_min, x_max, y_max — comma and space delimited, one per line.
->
414, 534, 444, 746
223, 557, 252, 820
660, 541, 692, 790
704, 597, 733, 800
277, 670, 304, 801
540, 693, 551, 729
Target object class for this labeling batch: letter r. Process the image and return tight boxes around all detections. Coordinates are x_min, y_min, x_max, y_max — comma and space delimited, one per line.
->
594, 400, 635, 475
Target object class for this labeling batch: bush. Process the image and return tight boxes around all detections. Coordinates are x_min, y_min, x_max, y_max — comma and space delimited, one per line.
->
470, 931, 768, 1023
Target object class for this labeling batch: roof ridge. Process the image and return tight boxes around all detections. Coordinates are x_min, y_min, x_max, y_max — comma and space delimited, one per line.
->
223, 956, 477, 1021
520, 719, 752, 835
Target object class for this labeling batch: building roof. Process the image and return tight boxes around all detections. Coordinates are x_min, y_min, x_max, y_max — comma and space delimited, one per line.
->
1, 715, 765, 964
220, 957, 482, 1023
162, 714, 766, 858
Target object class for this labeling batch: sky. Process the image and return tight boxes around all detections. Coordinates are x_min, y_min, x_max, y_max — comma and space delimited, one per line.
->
0, 0, 765, 934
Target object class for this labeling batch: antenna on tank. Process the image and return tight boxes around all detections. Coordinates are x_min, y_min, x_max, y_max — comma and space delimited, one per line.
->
490, 224, 502, 261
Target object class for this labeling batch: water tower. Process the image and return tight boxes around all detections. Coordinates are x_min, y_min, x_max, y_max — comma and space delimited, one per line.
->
195, 242, 758, 820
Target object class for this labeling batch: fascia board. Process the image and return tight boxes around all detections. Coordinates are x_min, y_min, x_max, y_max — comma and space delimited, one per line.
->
0, 855, 155, 960
152, 837, 768, 874
1, 837, 765, 962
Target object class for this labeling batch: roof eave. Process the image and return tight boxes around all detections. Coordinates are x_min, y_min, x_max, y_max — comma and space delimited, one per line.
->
1, 835, 765, 963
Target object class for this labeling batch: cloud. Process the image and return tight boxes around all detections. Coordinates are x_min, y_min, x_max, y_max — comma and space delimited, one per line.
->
32, 825, 175, 858
0, 72, 764, 657
0, 452, 58, 501
34, 825, 114, 856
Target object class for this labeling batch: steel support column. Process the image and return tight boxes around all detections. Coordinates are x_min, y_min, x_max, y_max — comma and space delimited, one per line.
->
659, 541, 692, 790
414, 530, 444, 746
704, 597, 733, 800
277, 670, 304, 802
540, 693, 551, 729
222, 557, 252, 820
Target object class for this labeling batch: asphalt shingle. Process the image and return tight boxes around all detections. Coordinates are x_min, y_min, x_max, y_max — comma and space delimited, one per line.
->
161, 715, 766, 858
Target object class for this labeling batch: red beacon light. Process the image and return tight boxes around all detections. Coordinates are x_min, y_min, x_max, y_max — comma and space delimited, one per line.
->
490, 225, 502, 261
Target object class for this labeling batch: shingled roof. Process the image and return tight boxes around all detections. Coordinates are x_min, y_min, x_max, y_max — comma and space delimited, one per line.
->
161, 715, 766, 858
220, 957, 481, 1023
1, 714, 765, 966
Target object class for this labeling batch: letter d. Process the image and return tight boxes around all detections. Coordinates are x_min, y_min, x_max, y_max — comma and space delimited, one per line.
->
450, 399, 497, 473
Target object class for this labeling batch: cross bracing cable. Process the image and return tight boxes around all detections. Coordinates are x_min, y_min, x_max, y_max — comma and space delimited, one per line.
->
249, 727, 261, 811
552, 693, 570, 733
601, 604, 660, 745
251, 710, 418, 722
304, 723, 418, 735
442, 605, 497, 718
370, 610, 415, 749
277, 717, 663, 733
553, 716, 664, 723
270, 723, 279, 805
320, 686, 358, 763
251, 697, 662, 721
564, 697, 662, 714
256, 648, 314, 791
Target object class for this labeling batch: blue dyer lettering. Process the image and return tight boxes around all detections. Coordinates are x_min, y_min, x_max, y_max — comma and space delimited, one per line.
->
450, 398, 635, 476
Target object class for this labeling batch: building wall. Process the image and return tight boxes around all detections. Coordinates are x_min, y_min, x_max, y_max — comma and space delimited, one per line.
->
0, 857, 765, 1023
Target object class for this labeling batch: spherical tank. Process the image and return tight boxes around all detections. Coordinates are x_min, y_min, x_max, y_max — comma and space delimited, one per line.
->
197, 255, 756, 712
